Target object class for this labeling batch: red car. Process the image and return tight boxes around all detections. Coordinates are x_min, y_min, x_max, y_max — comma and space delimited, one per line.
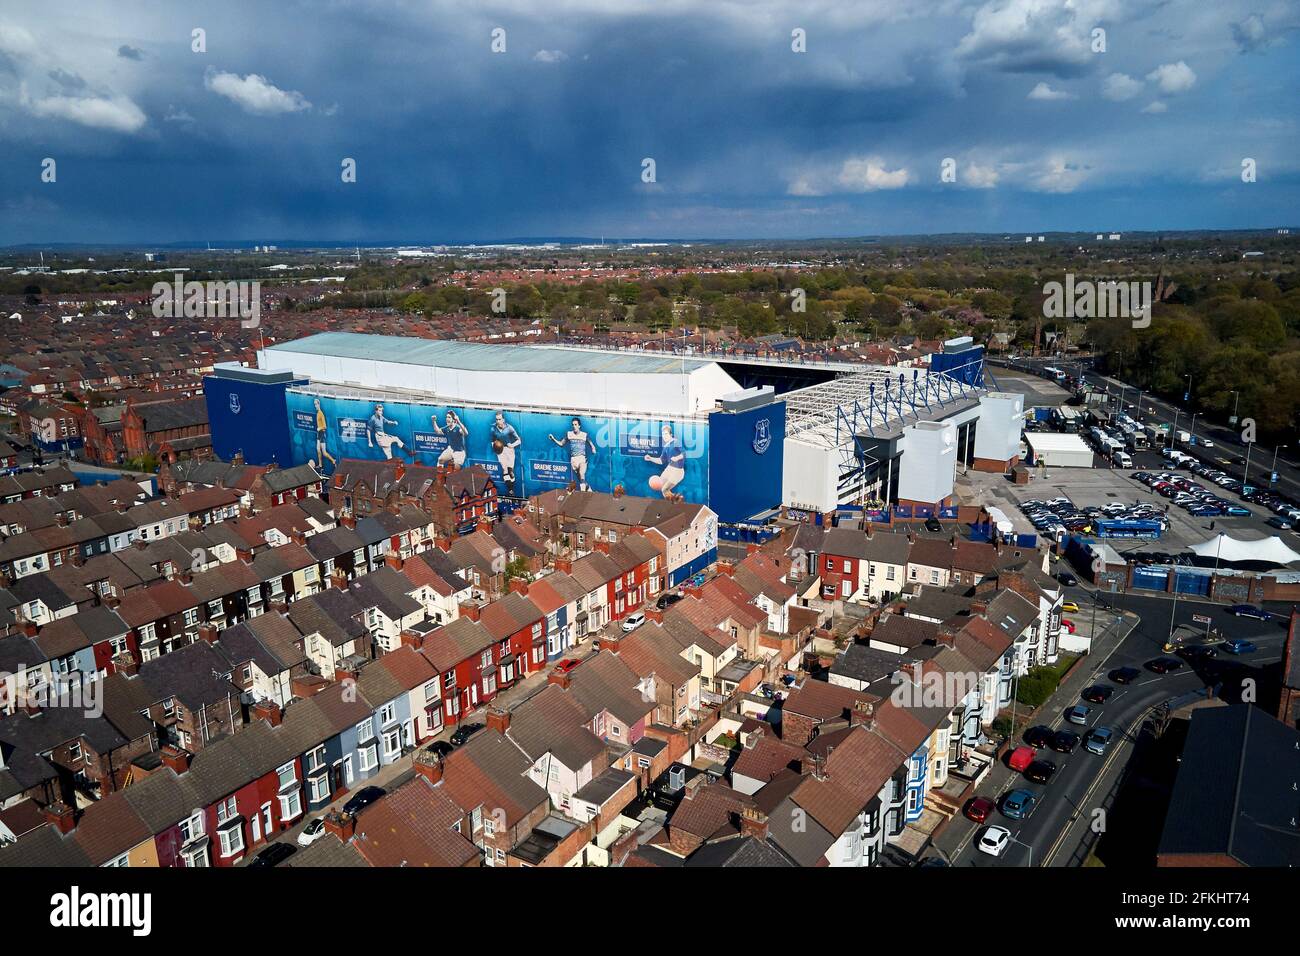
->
964, 796, 995, 824
1062, 619, 1076, 634
556, 658, 584, 674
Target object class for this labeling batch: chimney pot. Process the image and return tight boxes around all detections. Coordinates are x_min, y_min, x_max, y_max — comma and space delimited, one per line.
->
485, 706, 511, 735
43, 802, 76, 835
323, 811, 356, 843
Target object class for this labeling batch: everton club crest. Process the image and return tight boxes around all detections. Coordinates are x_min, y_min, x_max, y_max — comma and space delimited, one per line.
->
752, 418, 771, 454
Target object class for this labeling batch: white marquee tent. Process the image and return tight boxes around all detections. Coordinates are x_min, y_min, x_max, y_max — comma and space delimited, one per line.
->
1189, 533, 1300, 566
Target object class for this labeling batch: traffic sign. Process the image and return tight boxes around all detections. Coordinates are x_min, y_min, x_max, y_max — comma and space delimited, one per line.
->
1192, 614, 1212, 625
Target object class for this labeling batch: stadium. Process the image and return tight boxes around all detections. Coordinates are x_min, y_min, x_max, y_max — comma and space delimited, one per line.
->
203, 332, 1023, 526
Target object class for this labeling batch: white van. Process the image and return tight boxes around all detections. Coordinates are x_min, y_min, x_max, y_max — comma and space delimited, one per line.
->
1113, 451, 1133, 468
621, 611, 647, 632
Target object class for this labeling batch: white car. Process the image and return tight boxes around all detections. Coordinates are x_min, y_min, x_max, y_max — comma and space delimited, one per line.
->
297, 817, 327, 848
977, 825, 1011, 858
621, 611, 646, 632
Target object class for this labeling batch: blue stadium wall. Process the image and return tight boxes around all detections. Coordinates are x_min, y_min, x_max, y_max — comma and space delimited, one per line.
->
929, 345, 985, 387
282, 387, 711, 504
203, 374, 305, 466
707, 401, 785, 524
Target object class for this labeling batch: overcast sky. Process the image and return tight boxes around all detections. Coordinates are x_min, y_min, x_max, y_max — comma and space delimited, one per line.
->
0, 0, 1297, 244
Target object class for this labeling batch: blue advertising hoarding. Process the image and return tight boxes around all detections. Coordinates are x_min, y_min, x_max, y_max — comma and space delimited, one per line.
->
285, 389, 711, 503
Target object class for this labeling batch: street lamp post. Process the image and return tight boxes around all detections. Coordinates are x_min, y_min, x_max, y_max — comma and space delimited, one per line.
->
1270, 445, 1287, 488
1230, 390, 1240, 426
1243, 439, 1254, 490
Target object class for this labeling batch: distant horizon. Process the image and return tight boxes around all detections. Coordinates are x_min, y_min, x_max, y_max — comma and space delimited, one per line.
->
2, 225, 1296, 255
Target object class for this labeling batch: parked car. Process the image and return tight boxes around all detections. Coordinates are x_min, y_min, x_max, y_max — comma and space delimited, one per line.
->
1061, 619, 1076, 634
1008, 745, 1037, 772
249, 842, 297, 867
1226, 604, 1271, 620
978, 825, 1011, 857
342, 786, 386, 817
924, 515, 943, 532
1146, 657, 1184, 674
1023, 725, 1054, 749
1219, 638, 1258, 655
450, 723, 483, 746
621, 611, 647, 632
1084, 727, 1114, 755
964, 796, 996, 824
1266, 516, 1293, 530
424, 740, 454, 759
1000, 789, 1038, 820
1057, 572, 1078, 587
1081, 685, 1114, 704
1025, 759, 1057, 784
656, 592, 684, 610
1061, 600, 1080, 613
556, 657, 584, 674
1050, 730, 1081, 753
297, 817, 327, 848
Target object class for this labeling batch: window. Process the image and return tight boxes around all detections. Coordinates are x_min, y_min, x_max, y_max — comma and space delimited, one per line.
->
67, 740, 83, 763
208, 599, 223, 615
423, 679, 438, 702
380, 702, 396, 726
181, 842, 209, 868
161, 698, 175, 717
308, 775, 330, 803
180, 811, 205, 844
278, 788, 303, 821
215, 795, 238, 824
276, 761, 297, 790
356, 717, 374, 742
183, 608, 199, 627
358, 743, 379, 773
481, 649, 493, 668
382, 729, 401, 760
217, 823, 244, 858
305, 745, 325, 773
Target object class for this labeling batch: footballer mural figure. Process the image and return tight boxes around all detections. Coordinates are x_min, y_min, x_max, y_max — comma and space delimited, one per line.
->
312, 397, 336, 471
432, 410, 468, 467
549, 417, 597, 491
489, 411, 523, 495
644, 424, 687, 501
367, 403, 406, 459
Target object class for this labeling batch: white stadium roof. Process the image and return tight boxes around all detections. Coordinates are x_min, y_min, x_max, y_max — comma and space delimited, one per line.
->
261, 332, 741, 418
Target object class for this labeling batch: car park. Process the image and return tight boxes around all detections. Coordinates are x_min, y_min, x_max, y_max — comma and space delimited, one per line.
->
1084, 727, 1113, 755
1000, 789, 1038, 820
978, 825, 1011, 857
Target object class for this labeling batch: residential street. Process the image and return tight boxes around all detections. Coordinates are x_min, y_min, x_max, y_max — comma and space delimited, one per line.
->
936, 588, 1289, 868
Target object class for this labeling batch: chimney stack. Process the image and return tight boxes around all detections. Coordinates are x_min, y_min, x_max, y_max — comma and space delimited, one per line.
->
485, 706, 511, 735
850, 699, 876, 729
160, 745, 193, 774
252, 700, 283, 727
43, 802, 77, 835
508, 577, 528, 595
738, 806, 769, 841
414, 750, 444, 786
323, 811, 356, 843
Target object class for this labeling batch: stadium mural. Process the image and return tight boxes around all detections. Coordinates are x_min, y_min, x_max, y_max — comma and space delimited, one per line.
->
284, 390, 710, 503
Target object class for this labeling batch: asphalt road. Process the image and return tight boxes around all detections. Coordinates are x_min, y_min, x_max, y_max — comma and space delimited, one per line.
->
942, 587, 1289, 868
